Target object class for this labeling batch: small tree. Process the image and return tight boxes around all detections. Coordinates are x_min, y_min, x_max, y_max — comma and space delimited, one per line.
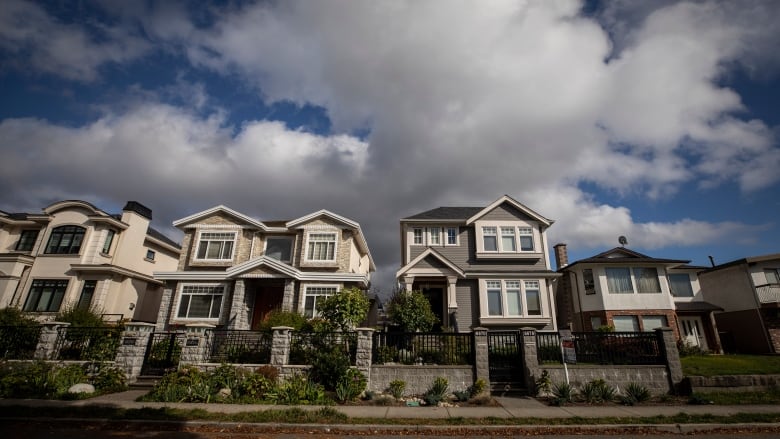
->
317, 286, 370, 331
387, 290, 438, 332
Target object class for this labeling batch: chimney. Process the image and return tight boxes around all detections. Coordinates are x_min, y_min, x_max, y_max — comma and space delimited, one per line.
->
122, 201, 152, 220
554, 243, 568, 270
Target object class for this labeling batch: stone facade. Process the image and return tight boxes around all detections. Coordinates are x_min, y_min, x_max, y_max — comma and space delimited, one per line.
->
369, 365, 475, 396
542, 365, 671, 395
114, 322, 155, 378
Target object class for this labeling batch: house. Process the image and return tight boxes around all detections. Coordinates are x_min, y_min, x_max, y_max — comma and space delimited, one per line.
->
698, 253, 780, 354
553, 244, 722, 352
396, 195, 559, 332
153, 206, 374, 330
0, 200, 181, 322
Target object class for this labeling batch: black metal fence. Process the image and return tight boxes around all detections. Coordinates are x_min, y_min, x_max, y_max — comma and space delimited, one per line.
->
0, 325, 42, 359
372, 332, 474, 365
536, 331, 664, 365
209, 330, 272, 364
142, 332, 184, 375
290, 331, 358, 365
54, 326, 123, 361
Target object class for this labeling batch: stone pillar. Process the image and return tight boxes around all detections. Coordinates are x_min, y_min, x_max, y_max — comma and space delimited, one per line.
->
281, 279, 295, 312
270, 326, 293, 366
355, 328, 374, 384
472, 327, 490, 391
180, 323, 215, 366
521, 328, 541, 394
35, 321, 69, 360
402, 276, 414, 292
114, 322, 155, 380
156, 285, 175, 331
657, 327, 683, 393
228, 280, 246, 329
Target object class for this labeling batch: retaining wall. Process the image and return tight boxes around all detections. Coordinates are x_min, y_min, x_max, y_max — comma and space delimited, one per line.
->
540, 364, 670, 395
369, 365, 474, 396
682, 374, 780, 394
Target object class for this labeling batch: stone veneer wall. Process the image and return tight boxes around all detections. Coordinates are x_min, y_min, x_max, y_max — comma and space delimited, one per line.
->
541, 365, 671, 395
369, 365, 474, 396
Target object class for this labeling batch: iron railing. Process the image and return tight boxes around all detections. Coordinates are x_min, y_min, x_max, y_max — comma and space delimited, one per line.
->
756, 283, 780, 303
54, 326, 122, 361
209, 330, 272, 364
372, 332, 474, 365
536, 331, 663, 365
0, 325, 42, 359
290, 331, 358, 365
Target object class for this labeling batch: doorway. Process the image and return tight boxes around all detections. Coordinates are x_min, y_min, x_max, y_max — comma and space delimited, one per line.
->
421, 285, 445, 331
679, 316, 708, 350
251, 283, 284, 330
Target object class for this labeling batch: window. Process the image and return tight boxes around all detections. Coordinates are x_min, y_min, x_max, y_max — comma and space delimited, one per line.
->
45, 225, 85, 254
15, 230, 39, 251
486, 281, 502, 316
668, 273, 694, 297
525, 281, 542, 315
642, 315, 667, 331
765, 269, 780, 285
583, 269, 596, 295
518, 227, 534, 251
590, 316, 602, 329
501, 227, 516, 251
446, 227, 458, 245
77, 280, 97, 310
177, 285, 224, 319
102, 230, 115, 254
633, 267, 661, 293
605, 268, 633, 294
413, 228, 423, 245
505, 281, 522, 315
482, 227, 498, 251
612, 315, 639, 332
146, 250, 156, 261
429, 227, 441, 245
196, 232, 235, 260
307, 232, 337, 261
266, 237, 293, 262
23, 279, 68, 312
303, 286, 338, 318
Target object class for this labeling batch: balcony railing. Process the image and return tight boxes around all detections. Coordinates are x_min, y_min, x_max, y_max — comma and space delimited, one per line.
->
756, 283, 780, 304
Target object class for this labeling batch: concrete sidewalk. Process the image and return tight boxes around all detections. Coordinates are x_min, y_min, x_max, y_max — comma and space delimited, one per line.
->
2, 390, 780, 420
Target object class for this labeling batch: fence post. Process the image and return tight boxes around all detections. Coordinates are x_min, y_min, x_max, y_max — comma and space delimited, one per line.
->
34, 321, 69, 360
114, 322, 155, 381
355, 327, 374, 385
472, 327, 490, 391
270, 326, 293, 366
521, 327, 541, 394
656, 327, 683, 393
180, 323, 215, 366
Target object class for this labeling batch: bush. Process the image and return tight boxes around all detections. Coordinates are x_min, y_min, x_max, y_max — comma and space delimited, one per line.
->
335, 369, 366, 403
551, 382, 575, 406
0, 308, 41, 360
90, 363, 127, 393
388, 379, 406, 399
469, 378, 487, 397
271, 373, 328, 405
423, 377, 449, 406
55, 307, 108, 328
534, 370, 552, 396
316, 286, 370, 331
0, 307, 38, 326
386, 290, 438, 332
257, 309, 308, 332
309, 347, 351, 391
677, 339, 709, 357
580, 378, 615, 403
620, 382, 651, 405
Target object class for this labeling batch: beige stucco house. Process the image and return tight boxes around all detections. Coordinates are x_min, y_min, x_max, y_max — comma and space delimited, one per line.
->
153, 206, 375, 330
0, 200, 181, 322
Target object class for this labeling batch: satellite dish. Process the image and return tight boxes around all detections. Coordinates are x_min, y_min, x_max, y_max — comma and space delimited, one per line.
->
618, 236, 628, 246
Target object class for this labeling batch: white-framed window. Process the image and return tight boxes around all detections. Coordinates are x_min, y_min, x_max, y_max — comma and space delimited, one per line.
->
606, 267, 661, 294
583, 269, 596, 295
145, 250, 156, 261
446, 227, 458, 245
765, 269, 780, 285
482, 227, 498, 251
518, 227, 534, 251
102, 229, 115, 254
668, 273, 694, 297
195, 231, 236, 261
176, 284, 224, 319
429, 227, 441, 245
482, 279, 544, 318
477, 224, 536, 253
501, 227, 516, 251
265, 236, 293, 262
306, 232, 337, 261
412, 228, 423, 245
612, 315, 639, 332
303, 285, 339, 318
642, 315, 667, 331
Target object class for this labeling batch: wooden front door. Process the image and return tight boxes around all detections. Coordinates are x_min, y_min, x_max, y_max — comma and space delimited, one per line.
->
251, 285, 284, 330
422, 286, 445, 330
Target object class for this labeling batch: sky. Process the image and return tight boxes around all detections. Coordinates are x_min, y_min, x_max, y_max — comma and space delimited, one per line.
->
1, 0, 779, 297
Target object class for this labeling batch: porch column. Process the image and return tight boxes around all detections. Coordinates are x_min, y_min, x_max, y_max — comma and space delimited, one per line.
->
155, 284, 175, 331
473, 327, 490, 392
114, 322, 155, 381
270, 326, 293, 366
402, 275, 414, 292
446, 276, 458, 308
180, 323, 215, 366
228, 279, 246, 330
281, 279, 295, 312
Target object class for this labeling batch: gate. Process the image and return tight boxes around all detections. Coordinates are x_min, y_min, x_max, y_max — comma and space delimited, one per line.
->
141, 332, 184, 376
487, 331, 524, 393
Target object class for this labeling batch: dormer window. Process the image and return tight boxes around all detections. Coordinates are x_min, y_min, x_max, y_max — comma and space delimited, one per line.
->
266, 237, 293, 262
45, 225, 85, 254
195, 231, 236, 260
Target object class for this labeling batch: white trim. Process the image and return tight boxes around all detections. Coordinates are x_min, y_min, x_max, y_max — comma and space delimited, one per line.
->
300, 282, 341, 317
173, 205, 268, 230
286, 209, 359, 229
303, 230, 339, 263
396, 248, 466, 279
173, 282, 227, 321
193, 230, 237, 262
263, 235, 295, 263
479, 278, 547, 319
445, 227, 459, 246
465, 195, 553, 227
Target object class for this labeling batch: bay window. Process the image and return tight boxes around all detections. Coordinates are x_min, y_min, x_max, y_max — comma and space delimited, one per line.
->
478, 224, 537, 254
519, 227, 534, 251
500, 227, 516, 251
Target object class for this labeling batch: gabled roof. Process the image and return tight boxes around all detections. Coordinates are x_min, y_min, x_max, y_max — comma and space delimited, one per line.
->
701, 252, 780, 274
396, 247, 466, 279
172, 205, 271, 230
466, 195, 553, 227
287, 209, 375, 271
564, 247, 689, 270
401, 195, 553, 228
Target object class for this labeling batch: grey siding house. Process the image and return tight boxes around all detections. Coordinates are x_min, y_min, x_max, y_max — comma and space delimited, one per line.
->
396, 195, 559, 332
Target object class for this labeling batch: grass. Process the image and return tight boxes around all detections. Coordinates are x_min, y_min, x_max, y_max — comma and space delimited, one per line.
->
1, 405, 780, 425
689, 388, 780, 405
681, 354, 780, 376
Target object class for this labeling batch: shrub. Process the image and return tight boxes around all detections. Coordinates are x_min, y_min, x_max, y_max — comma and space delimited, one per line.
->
0, 308, 40, 359
469, 378, 487, 397
55, 306, 108, 328
316, 286, 370, 331
453, 389, 470, 402
677, 339, 708, 357
423, 377, 449, 406
388, 379, 406, 399
271, 373, 328, 405
386, 290, 438, 332
90, 363, 127, 393
309, 347, 351, 391
237, 373, 275, 401
534, 370, 552, 396
209, 363, 244, 392
143, 366, 211, 403
374, 345, 398, 364
0, 307, 38, 325
580, 378, 615, 403
620, 382, 651, 405
255, 365, 280, 382
257, 309, 308, 332
551, 382, 575, 406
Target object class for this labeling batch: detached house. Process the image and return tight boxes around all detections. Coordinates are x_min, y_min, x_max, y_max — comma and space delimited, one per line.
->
0, 200, 181, 322
554, 245, 722, 352
698, 253, 780, 354
396, 195, 559, 332
154, 206, 374, 330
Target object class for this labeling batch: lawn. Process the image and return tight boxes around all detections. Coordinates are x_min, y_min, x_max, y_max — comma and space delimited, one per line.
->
681, 354, 780, 376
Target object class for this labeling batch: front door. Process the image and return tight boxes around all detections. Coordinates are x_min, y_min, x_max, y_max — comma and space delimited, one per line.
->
422, 286, 445, 330
679, 316, 708, 350
251, 285, 284, 330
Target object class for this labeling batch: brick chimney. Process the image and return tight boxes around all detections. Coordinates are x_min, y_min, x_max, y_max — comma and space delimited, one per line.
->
554, 243, 568, 270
